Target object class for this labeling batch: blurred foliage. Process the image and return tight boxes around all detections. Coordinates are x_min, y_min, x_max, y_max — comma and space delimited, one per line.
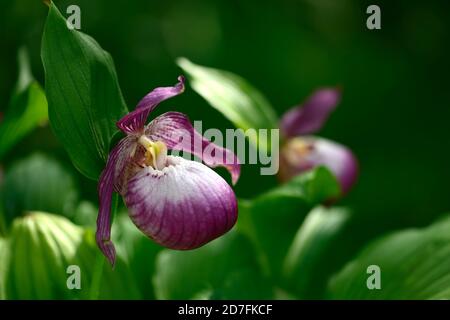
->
328, 215, 450, 299
154, 166, 339, 300
0, 159, 346, 299
0, 238, 8, 299
112, 212, 161, 299
282, 206, 351, 299
0, 153, 79, 232
237, 166, 340, 280
0, 48, 47, 160
154, 230, 272, 300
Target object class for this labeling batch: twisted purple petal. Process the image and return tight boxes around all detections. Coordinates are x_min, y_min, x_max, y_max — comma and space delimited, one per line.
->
116, 76, 185, 133
124, 156, 238, 249
280, 88, 341, 138
279, 136, 358, 194
145, 112, 240, 184
96, 136, 136, 266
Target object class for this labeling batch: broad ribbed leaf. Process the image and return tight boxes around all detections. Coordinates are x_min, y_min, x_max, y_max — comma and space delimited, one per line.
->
0, 48, 47, 159
177, 58, 278, 152
282, 206, 350, 298
328, 215, 450, 299
4, 212, 139, 299
41, 2, 128, 179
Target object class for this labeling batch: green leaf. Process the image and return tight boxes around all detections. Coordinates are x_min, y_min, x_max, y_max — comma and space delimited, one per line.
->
153, 230, 272, 299
0, 48, 48, 160
328, 214, 450, 299
4, 212, 139, 299
282, 206, 351, 298
41, 2, 128, 180
177, 57, 278, 152
0, 199, 6, 237
258, 166, 341, 204
1, 153, 79, 230
237, 166, 340, 278
209, 268, 274, 300
0, 238, 9, 299
6, 212, 85, 299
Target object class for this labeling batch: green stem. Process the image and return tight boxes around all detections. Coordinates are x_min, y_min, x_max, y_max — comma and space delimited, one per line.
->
89, 253, 105, 300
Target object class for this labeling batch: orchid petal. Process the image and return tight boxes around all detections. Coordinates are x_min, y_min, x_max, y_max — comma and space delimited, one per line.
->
279, 137, 358, 194
280, 88, 341, 138
116, 76, 185, 133
96, 136, 136, 265
124, 156, 238, 249
145, 112, 240, 184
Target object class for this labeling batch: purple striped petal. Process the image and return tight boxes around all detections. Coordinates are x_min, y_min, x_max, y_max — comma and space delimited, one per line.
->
124, 156, 238, 249
96, 136, 137, 266
279, 137, 358, 194
116, 76, 185, 134
145, 112, 240, 185
280, 88, 341, 138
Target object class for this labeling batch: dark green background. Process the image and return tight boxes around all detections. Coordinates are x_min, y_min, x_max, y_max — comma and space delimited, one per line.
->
1, 0, 449, 250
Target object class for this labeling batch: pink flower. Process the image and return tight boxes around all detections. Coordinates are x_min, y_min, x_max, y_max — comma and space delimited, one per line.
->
96, 77, 240, 266
279, 88, 358, 194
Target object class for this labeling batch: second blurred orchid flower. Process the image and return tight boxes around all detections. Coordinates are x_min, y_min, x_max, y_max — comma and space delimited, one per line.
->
279, 88, 358, 194
96, 76, 240, 266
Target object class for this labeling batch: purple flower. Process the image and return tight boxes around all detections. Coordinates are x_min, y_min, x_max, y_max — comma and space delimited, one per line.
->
279, 88, 358, 194
96, 76, 240, 266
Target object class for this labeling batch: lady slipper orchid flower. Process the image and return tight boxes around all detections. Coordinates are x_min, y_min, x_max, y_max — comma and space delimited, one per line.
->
96, 76, 240, 266
278, 88, 358, 194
